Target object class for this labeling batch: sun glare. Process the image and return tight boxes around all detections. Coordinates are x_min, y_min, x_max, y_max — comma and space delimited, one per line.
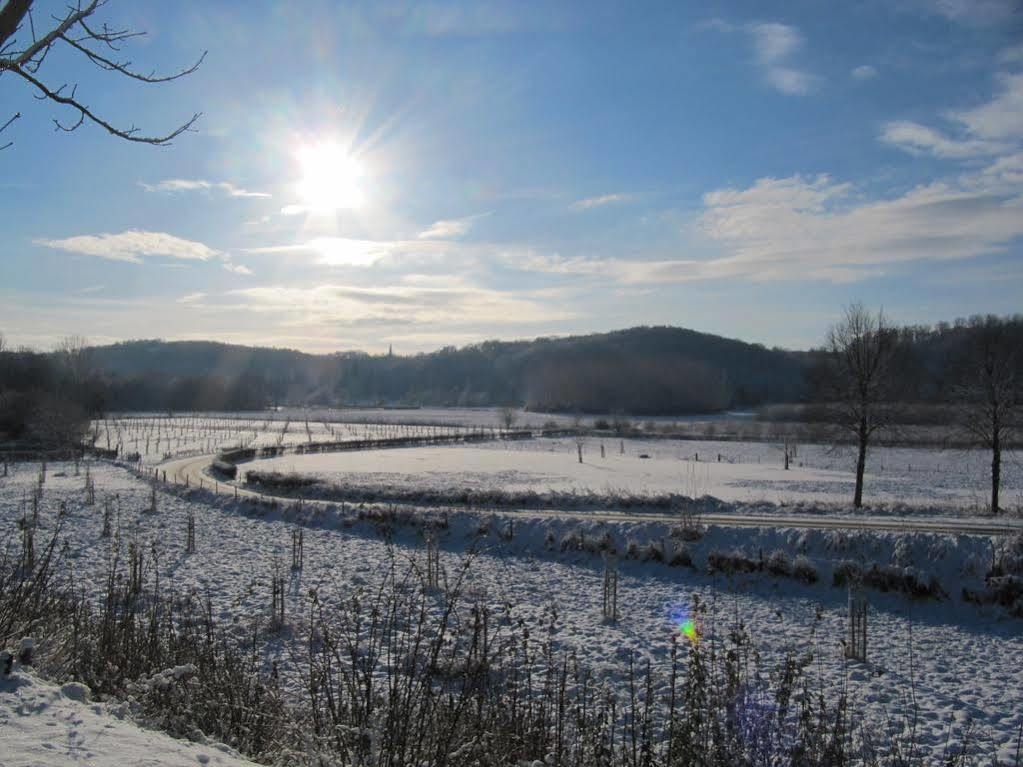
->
295, 142, 365, 211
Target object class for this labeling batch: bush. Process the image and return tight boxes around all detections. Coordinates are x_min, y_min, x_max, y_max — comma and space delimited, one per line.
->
766, 549, 792, 577
707, 548, 758, 575
792, 555, 819, 584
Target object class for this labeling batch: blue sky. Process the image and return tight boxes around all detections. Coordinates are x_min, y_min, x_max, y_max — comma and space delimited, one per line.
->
2, 0, 1021, 353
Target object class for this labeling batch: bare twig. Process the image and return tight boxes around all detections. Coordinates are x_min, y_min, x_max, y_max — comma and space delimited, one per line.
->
0, 0, 203, 148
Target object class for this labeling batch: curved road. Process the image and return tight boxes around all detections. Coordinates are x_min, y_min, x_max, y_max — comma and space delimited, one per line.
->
158, 453, 1023, 537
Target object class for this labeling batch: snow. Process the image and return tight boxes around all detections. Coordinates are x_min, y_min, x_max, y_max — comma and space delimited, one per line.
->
91, 414, 476, 466
242, 436, 1023, 510
2, 457, 1021, 761
0, 665, 257, 767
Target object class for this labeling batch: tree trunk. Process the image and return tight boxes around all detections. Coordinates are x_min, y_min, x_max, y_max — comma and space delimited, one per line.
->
854, 420, 867, 508
991, 425, 1001, 514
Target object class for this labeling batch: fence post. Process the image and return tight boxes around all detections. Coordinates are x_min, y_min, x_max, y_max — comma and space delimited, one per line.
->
602, 555, 619, 623
846, 582, 868, 662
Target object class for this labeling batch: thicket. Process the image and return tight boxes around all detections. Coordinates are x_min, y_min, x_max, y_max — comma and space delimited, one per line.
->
2, 524, 1018, 766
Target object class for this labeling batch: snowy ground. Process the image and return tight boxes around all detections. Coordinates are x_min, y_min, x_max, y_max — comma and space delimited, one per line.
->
92, 415, 474, 466
1, 459, 1021, 762
0, 667, 258, 767
243, 436, 1023, 511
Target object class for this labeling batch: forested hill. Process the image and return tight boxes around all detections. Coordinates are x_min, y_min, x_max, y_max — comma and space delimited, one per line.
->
85, 327, 813, 414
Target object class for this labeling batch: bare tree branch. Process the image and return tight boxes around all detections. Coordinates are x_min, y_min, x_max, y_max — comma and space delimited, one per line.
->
0, 0, 204, 149
10, 61, 201, 144
0, 110, 18, 150
0, 0, 33, 53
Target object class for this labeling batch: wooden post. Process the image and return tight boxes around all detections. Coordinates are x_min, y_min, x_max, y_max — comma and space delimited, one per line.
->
186, 511, 196, 553
291, 528, 304, 571
271, 567, 285, 626
426, 533, 440, 590
101, 499, 112, 538
846, 584, 867, 662
602, 556, 619, 623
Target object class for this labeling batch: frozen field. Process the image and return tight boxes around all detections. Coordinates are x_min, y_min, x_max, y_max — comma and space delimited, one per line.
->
243, 436, 1023, 510
1, 460, 1021, 761
92, 415, 474, 466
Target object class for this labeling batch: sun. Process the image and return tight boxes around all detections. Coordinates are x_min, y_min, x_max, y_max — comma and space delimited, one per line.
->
295, 142, 365, 211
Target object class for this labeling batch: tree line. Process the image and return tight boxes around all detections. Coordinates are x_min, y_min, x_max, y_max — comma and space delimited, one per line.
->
1, 316, 1019, 513
813, 306, 1021, 513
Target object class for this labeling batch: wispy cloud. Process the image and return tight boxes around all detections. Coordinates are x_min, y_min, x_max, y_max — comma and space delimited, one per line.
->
515, 164, 1023, 285
34, 230, 221, 264
184, 281, 575, 331
703, 19, 819, 95
950, 72, 1023, 141
747, 22, 818, 95
881, 71, 1023, 159
919, 0, 1018, 25
879, 120, 1007, 158
696, 172, 1023, 279
140, 179, 271, 198
245, 237, 409, 267
222, 262, 254, 276
851, 65, 878, 80
570, 193, 630, 210
418, 212, 489, 239
1001, 44, 1023, 65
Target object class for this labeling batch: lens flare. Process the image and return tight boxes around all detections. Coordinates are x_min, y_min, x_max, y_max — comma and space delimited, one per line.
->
668, 603, 699, 644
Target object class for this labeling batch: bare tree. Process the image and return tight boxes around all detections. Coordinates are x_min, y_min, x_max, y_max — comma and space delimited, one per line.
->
28, 393, 87, 451
953, 316, 1022, 514
0, 0, 204, 150
824, 304, 898, 508
56, 334, 91, 393
0, 331, 6, 354
499, 405, 517, 430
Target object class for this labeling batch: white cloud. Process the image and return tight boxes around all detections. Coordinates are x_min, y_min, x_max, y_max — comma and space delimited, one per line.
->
696, 172, 1023, 279
223, 262, 254, 276
199, 282, 575, 329
570, 193, 629, 210
245, 237, 409, 267
882, 72, 1023, 159
515, 168, 1023, 285
851, 65, 878, 80
34, 230, 221, 264
140, 179, 270, 198
949, 72, 1023, 141
747, 22, 818, 95
879, 120, 1008, 158
418, 212, 489, 239
700, 20, 818, 95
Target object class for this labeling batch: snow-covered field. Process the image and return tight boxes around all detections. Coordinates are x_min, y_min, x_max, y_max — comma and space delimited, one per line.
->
92, 415, 475, 466
244, 436, 1023, 510
1, 459, 1021, 762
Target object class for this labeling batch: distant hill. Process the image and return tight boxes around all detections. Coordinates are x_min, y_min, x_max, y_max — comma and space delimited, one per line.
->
84, 327, 814, 414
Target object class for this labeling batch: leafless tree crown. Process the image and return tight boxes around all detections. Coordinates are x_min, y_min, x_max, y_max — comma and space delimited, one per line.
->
0, 0, 204, 150
823, 303, 899, 507
825, 303, 897, 438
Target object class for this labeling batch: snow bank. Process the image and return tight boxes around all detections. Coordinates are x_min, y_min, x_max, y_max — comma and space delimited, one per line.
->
0, 663, 257, 767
